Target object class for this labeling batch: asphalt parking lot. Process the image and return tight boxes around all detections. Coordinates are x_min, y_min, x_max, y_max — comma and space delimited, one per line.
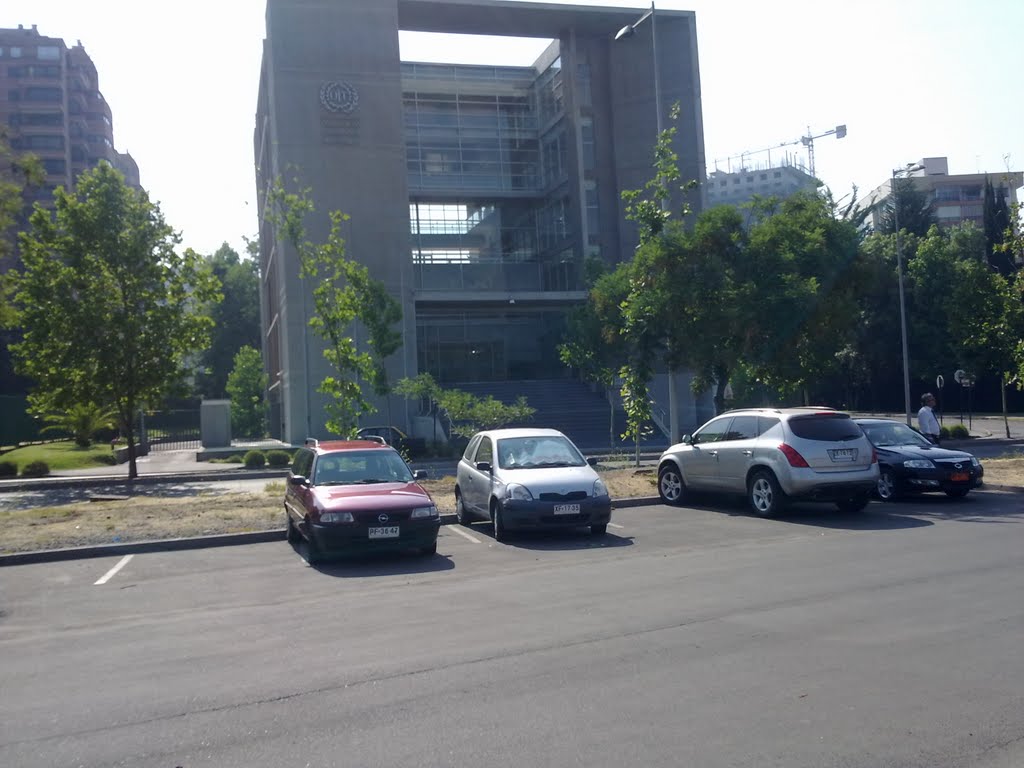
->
3, 492, 1024, 768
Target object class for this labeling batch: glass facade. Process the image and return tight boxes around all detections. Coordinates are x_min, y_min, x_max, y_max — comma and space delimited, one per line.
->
402, 54, 595, 382
417, 309, 569, 383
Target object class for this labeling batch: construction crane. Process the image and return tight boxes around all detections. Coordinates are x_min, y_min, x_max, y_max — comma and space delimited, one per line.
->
713, 124, 847, 179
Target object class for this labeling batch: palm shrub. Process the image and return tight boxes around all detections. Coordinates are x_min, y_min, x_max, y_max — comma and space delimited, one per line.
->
40, 402, 118, 448
0, 460, 17, 477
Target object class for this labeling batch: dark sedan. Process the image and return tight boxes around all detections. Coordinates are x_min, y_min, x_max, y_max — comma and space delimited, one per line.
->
855, 418, 984, 501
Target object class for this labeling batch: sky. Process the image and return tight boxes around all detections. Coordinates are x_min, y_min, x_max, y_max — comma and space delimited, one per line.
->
2, 0, 1022, 257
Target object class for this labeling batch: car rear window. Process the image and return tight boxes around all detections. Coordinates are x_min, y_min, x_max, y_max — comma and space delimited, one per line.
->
787, 414, 862, 442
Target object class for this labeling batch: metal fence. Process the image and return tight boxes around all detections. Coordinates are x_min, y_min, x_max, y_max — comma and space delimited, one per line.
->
140, 408, 201, 452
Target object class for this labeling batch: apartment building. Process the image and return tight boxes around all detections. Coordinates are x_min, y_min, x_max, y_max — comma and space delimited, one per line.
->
0, 23, 139, 219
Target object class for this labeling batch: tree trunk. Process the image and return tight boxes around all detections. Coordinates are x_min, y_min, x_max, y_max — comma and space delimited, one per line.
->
1002, 375, 1010, 439
713, 378, 728, 415
634, 425, 640, 468
608, 390, 615, 452
668, 369, 680, 445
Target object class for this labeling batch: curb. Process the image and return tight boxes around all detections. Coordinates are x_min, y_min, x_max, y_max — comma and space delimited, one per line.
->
3, 486, 1021, 567
0, 503, 661, 567
0, 469, 288, 494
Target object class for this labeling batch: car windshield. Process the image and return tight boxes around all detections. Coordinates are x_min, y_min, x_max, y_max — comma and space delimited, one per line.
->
313, 450, 414, 485
496, 436, 586, 469
861, 422, 932, 448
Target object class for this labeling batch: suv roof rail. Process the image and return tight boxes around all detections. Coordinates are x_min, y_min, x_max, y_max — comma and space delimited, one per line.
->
362, 435, 387, 445
304, 437, 319, 447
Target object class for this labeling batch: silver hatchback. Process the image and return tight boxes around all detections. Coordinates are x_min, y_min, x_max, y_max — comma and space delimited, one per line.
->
657, 408, 879, 516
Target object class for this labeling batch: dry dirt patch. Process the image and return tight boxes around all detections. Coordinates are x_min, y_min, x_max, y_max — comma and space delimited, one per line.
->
0, 468, 659, 555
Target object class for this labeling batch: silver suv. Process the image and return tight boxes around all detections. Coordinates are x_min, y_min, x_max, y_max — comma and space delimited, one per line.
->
657, 408, 879, 516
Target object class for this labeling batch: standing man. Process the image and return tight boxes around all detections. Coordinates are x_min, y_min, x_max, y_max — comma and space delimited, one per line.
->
918, 393, 941, 445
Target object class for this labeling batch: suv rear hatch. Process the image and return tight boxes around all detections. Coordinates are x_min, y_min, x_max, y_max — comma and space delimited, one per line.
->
785, 414, 873, 472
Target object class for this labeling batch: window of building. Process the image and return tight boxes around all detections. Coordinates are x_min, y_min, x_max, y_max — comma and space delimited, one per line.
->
584, 182, 599, 239
43, 158, 66, 174
580, 118, 595, 172
760, 173, 768, 180
10, 47, 22, 58
25, 86, 61, 101
37, 45, 60, 60
773, 171, 781, 178
25, 134, 65, 150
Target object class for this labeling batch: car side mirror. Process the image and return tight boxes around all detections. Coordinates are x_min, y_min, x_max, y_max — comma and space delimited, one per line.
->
586, 457, 599, 467
681, 434, 692, 445
288, 475, 309, 486
413, 469, 428, 480
475, 461, 492, 473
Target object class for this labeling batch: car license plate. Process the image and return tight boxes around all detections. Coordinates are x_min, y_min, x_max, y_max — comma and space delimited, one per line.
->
553, 503, 580, 515
950, 472, 969, 482
368, 526, 400, 539
828, 448, 857, 462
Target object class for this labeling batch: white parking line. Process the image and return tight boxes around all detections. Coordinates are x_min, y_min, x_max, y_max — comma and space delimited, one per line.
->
608, 523, 625, 529
94, 555, 133, 585
448, 526, 482, 544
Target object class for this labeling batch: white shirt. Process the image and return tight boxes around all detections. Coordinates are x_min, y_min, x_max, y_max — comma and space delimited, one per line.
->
918, 405, 940, 436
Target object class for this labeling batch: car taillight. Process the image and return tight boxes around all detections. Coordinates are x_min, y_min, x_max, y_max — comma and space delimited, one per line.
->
871, 447, 878, 464
778, 443, 809, 468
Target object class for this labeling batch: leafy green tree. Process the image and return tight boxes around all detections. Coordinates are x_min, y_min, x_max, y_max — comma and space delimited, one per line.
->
619, 102, 697, 453
195, 243, 260, 398
879, 176, 936, 238
395, 372, 442, 443
268, 179, 401, 436
12, 162, 220, 479
0, 135, 44, 395
226, 345, 268, 438
39, 402, 117, 448
983, 176, 1014, 276
558, 260, 631, 449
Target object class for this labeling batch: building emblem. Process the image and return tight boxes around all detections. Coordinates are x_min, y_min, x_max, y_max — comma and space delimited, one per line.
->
319, 81, 359, 114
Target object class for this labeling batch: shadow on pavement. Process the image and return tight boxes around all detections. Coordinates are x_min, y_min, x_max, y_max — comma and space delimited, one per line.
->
682, 493, 936, 531
876, 491, 1024, 524
286, 539, 457, 577
465, 524, 635, 551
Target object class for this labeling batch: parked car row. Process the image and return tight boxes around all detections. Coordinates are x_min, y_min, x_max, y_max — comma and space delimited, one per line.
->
285, 411, 983, 564
656, 408, 983, 516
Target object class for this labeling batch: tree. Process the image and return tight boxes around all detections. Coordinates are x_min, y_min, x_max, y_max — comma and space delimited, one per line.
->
879, 176, 936, 238
619, 102, 697, 451
226, 345, 268, 438
195, 242, 260, 399
983, 176, 1014, 276
12, 162, 219, 479
558, 259, 631, 449
0, 134, 44, 396
268, 179, 402, 436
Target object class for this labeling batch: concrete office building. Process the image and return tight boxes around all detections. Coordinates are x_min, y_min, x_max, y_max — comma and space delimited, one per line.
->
706, 161, 818, 208
255, 0, 706, 444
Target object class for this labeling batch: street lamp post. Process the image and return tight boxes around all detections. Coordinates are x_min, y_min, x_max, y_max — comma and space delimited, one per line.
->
616, 2, 679, 445
892, 162, 924, 426
614, 2, 663, 139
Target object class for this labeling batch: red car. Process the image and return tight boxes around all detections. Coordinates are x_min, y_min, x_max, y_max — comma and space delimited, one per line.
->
284, 439, 440, 563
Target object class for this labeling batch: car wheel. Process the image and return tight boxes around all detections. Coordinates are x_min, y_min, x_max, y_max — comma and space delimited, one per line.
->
492, 501, 507, 542
421, 540, 438, 556
876, 468, 900, 501
944, 488, 970, 499
658, 464, 685, 506
836, 494, 870, 513
305, 523, 324, 565
591, 523, 607, 536
455, 489, 472, 526
748, 470, 785, 517
285, 508, 300, 544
